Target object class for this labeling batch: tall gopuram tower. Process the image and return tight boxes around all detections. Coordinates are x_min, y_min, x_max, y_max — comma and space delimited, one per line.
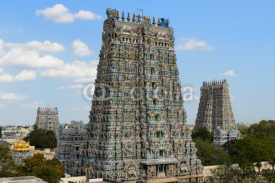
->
87, 8, 203, 183
194, 80, 239, 147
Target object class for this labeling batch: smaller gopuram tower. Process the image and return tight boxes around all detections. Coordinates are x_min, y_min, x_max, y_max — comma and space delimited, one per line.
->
194, 79, 237, 132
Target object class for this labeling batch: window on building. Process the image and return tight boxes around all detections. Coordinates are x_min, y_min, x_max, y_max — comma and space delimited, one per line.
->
157, 131, 161, 138
155, 114, 159, 121
160, 150, 164, 157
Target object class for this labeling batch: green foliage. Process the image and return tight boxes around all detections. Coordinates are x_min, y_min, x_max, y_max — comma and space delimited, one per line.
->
239, 132, 275, 172
192, 127, 230, 166
18, 153, 64, 183
192, 127, 214, 142
224, 120, 275, 173
24, 125, 57, 148
193, 138, 231, 166
0, 145, 16, 177
209, 165, 275, 183
0, 127, 2, 138
248, 120, 275, 141
237, 123, 249, 137
209, 165, 243, 183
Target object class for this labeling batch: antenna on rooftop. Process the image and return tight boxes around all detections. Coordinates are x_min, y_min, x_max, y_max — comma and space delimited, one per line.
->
137, 3, 144, 16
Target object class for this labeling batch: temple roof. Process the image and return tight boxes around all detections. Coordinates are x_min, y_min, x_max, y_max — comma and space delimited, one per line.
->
13, 137, 31, 151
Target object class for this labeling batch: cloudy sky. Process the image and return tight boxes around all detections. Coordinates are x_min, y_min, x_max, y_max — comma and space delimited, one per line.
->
0, 0, 275, 125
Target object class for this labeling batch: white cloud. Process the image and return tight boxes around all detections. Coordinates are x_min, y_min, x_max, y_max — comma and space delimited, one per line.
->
58, 84, 84, 90
0, 68, 36, 82
192, 94, 199, 100
14, 70, 36, 81
0, 104, 5, 108
0, 39, 64, 69
0, 39, 5, 56
176, 37, 213, 51
36, 4, 102, 23
231, 95, 242, 100
40, 60, 98, 83
0, 92, 27, 100
220, 70, 237, 77
21, 101, 44, 109
72, 39, 93, 56
0, 49, 64, 69
0, 68, 13, 82
5, 41, 64, 52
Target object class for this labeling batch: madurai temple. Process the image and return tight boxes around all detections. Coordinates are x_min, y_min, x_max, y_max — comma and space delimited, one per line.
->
194, 80, 239, 147
86, 8, 203, 183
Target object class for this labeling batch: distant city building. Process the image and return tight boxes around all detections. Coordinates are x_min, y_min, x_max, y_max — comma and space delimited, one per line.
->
54, 120, 87, 176
35, 107, 59, 137
2, 131, 16, 139
194, 79, 240, 147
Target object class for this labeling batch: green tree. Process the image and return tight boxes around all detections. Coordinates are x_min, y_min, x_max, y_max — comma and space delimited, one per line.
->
193, 138, 231, 166
0, 145, 16, 177
191, 127, 214, 142
237, 123, 249, 137
24, 124, 38, 142
0, 127, 2, 138
209, 165, 243, 183
35, 165, 62, 183
248, 120, 275, 141
230, 132, 275, 173
24, 125, 57, 149
18, 153, 64, 183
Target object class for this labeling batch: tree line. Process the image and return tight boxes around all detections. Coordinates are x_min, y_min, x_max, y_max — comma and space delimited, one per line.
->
192, 120, 275, 182
0, 145, 64, 183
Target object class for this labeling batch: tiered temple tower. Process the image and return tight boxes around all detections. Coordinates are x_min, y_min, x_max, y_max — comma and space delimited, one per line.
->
87, 8, 203, 183
194, 80, 239, 147
35, 107, 59, 137
54, 120, 87, 176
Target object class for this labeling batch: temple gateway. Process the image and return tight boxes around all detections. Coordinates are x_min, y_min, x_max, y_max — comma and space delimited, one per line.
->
86, 8, 203, 183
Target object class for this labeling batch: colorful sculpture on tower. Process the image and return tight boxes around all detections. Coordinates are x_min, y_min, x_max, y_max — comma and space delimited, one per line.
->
86, 8, 203, 182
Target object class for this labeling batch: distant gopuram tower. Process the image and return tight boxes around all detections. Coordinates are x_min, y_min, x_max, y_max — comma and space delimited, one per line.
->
86, 8, 203, 182
194, 80, 239, 147
35, 107, 59, 137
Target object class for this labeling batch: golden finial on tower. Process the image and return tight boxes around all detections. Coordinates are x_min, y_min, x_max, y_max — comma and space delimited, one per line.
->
132, 13, 136, 23
127, 12, 130, 22
116, 11, 120, 20
158, 18, 161, 27
122, 11, 125, 21
137, 15, 141, 24
153, 17, 156, 26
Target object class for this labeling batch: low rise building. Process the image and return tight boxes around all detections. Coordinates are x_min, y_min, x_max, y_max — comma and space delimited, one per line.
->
0, 176, 47, 183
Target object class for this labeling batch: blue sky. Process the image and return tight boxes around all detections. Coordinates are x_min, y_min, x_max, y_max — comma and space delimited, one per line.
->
0, 0, 274, 125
